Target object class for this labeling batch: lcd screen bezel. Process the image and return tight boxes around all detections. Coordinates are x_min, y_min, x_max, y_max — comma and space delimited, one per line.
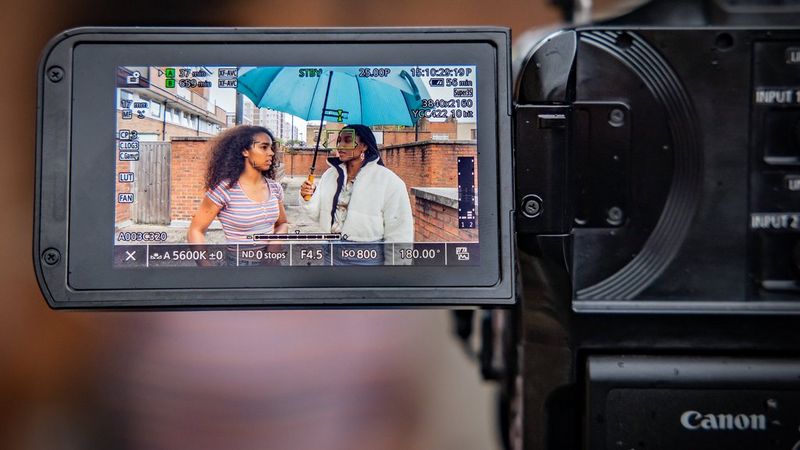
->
35, 28, 514, 307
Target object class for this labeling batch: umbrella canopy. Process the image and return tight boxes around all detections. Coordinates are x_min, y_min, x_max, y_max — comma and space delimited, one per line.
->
237, 66, 431, 127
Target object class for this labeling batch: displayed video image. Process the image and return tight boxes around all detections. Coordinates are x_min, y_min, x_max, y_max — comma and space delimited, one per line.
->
114, 65, 479, 267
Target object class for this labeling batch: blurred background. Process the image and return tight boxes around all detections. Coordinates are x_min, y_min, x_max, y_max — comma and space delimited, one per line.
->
0, 1, 561, 449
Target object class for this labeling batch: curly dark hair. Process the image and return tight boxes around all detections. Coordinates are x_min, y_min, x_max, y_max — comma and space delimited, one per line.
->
205, 125, 276, 190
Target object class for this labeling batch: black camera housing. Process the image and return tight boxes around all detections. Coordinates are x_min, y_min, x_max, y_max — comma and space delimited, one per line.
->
508, 26, 800, 450
516, 27, 800, 311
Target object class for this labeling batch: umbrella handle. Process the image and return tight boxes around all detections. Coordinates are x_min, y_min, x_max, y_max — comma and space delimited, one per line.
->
302, 174, 315, 201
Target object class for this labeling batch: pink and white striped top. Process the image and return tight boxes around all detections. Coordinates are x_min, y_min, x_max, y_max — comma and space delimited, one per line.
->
206, 178, 284, 243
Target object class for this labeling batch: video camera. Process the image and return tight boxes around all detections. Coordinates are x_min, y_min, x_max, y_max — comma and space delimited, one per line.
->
34, 1, 800, 449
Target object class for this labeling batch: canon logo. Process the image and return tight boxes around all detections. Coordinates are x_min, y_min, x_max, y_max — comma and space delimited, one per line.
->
680, 411, 767, 431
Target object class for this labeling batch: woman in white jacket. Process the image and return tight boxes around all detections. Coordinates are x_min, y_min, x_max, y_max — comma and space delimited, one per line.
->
299, 125, 414, 247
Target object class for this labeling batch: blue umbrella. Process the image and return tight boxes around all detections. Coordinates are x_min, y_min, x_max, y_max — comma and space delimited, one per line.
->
237, 66, 431, 199
237, 66, 430, 127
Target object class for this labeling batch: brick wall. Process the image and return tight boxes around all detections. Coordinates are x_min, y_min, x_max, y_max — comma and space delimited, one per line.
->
130, 138, 478, 230
382, 131, 423, 146
414, 197, 478, 242
386, 142, 477, 243
284, 142, 478, 188
379, 142, 478, 190
283, 150, 318, 177
427, 120, 459, 139
170, 138, 213, 222
284, 142, 478, 243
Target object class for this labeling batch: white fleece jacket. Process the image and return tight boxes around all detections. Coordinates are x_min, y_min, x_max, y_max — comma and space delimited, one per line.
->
300, 159, 414, 242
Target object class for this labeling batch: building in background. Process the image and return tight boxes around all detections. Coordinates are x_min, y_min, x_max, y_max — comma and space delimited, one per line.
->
242, 102, 303, 143
456, 120, 477, 141
117, 67, 228, 141
303, 118, 477, 148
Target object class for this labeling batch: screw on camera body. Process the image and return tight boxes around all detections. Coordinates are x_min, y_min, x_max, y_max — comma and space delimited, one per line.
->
47, 66, 64, 83
606, 206, 624, 226
608, 108, 625, 127
42, 248, 61, 266
521, 195, 543, 218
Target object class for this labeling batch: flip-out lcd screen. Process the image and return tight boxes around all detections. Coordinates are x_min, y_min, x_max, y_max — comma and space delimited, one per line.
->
35, 28, 513, 306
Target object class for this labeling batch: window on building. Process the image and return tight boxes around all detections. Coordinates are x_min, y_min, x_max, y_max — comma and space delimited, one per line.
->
176, 85, 191, 101
149, 101, 162, 118
118, 90, 134, 109
470, 128, 477, 140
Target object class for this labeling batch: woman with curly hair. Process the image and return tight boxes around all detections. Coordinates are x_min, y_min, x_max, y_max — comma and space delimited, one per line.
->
187, 125, 288, 245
